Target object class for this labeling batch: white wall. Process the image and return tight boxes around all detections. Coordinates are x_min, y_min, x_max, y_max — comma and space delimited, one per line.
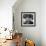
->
41, 0, 46, 46
13, 0, 46, 46
0, 0, 16, 30
13, 0, 41, 46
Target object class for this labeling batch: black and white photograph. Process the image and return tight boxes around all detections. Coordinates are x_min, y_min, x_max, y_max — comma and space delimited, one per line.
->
21, 12, 36, 27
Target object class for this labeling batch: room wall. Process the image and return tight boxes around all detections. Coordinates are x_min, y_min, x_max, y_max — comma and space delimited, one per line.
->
0, 0, 17, 39
13, 0, 46, 46
0, 0, 16, 30
13, 0, 41, 46
41, 0, 46, 46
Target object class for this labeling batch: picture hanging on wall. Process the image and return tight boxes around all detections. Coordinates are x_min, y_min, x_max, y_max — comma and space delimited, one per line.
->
21, 12, 36, 27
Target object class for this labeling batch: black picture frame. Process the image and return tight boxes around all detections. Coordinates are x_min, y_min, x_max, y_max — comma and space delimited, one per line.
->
21, 12, 36, 27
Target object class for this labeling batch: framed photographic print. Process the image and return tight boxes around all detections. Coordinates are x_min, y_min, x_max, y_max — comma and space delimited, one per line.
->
21, 12, 36, 27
